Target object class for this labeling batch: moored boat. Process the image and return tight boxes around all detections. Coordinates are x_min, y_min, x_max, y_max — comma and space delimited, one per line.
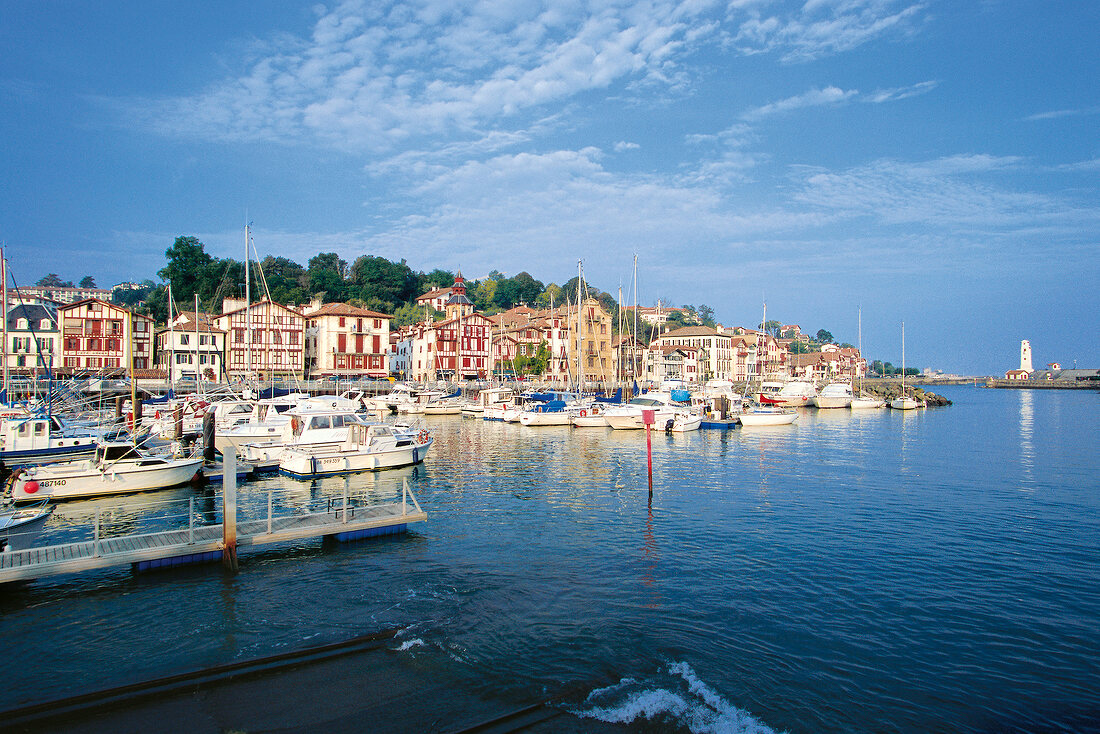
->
738, 405, 799, 426
812, 382, 853, 409
0, 500, 53, 551
758, 380, 816, 407
278, 423, 432, 478
8, 441, 203, 502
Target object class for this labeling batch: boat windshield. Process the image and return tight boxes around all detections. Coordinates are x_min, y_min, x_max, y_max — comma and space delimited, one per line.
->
629, 397, 664, 406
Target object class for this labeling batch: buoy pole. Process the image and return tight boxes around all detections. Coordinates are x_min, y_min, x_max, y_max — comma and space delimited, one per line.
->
642, 408, 655, 494
222, 451, 239, 572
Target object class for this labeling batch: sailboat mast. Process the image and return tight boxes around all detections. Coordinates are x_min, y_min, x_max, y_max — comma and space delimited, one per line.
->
195, 294, 201, 398
632, 254, 638, 387
901, 320, 906, 394
2, 246, 7, 404
576, 260, 583, 389
244, 223, 252, 378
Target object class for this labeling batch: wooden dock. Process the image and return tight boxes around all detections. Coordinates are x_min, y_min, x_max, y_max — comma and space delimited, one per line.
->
0, 461, 426, 583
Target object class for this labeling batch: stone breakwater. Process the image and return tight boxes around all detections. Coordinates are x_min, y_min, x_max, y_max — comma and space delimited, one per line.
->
861, 381, 952, 406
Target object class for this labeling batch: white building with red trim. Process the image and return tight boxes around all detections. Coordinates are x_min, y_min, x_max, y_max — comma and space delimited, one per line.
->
59, 298, 153, 374
214, 298, 305, 380
303, 302, 391, 378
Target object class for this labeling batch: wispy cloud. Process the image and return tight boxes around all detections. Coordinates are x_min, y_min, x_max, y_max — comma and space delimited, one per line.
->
614, 140, 641, 152
729, 0, 928, 63
126, 0, 728, 153
1024, 105, 1100, 121
865, 79, 938, 103
742, 85, 857, 120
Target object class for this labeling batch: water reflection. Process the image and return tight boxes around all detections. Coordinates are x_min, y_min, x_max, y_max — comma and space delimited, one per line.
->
1019, 390, 1035, 481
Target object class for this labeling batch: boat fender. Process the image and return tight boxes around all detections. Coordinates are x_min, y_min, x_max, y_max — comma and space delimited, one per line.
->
664, 418, 674, 433
580, 410, 587, 417
23, 480, 39, 494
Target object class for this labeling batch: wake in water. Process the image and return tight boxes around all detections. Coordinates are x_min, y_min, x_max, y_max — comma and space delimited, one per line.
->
573, 661, 780, 734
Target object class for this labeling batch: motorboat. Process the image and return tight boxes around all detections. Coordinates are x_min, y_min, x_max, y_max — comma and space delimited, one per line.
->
812, 382, 853, 409
758, 380, 816, 407
0, 414, 101, 468
278, 423, 433, 478
214, 393, 311, 453
738, 405, 799, 426
518, 400, 572, 426
423, 395, 465, 415
462, 386, 514, 417
8, 441, 203, 502
571, 403, 609, 428
850, 394, 886, 409
603, 392, 686, 430
0, 500, 53, 551
238, 407, 379, 464
666, 413, 702, 432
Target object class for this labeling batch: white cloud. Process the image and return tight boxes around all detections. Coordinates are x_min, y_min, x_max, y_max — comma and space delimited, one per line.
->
865, 79, 937, 103
614, 141, 641, 151
741, 85, 858, 120
132, 0, 726, 153
1024, 105, 1100, 122
730, 0, 927, 63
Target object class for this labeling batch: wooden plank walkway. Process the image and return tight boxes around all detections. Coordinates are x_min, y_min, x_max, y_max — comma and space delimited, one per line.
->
0, 502, 426, 583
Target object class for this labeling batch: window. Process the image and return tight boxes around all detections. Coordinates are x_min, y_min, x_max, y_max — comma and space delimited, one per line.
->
17, 318, 27, 330
289, 331, 299, 345
180, 334, 189, 345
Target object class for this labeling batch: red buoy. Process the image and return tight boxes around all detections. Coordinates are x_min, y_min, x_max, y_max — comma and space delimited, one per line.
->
24, 480, 39, 494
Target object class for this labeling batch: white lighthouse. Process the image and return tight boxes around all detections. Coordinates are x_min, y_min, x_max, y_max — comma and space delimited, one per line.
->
1020, 340, 1033, 373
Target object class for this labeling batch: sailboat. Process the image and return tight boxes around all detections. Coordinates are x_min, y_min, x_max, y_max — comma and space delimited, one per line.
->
889, 321, 921, 410
850, 307, 885, 409
739, 302, 798, 426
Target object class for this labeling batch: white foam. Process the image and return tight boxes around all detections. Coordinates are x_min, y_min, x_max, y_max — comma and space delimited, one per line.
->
396, 638, 425, 651
575, 662, 779, 734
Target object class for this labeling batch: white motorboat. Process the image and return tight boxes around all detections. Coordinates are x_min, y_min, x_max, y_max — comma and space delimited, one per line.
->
738, 405, 799, 426
0, 500, 53, 551
603, 392, 685, 430
668, 413, 702, 432
518, 400, 572, 426
238, 407, 378, 464
571, 403, 609, 428
463, 386, 514, 417
214, 393, 311, 453
9, 441, 203, 502
278, 423, 433, 478
850, 395, 886, 409
0, 414, 101, 468
812, 382, 853, 409
423, 396, 465, 415
758, 380, 816, 407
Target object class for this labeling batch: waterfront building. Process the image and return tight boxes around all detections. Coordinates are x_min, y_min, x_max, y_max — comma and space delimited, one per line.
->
647, 326, 734, 384
621, 303, 694, 328
303, 302, 391, 379
59, 299, 153, 373
154, 311, 225, 383
5, 303, 59, 375
641, 345, 702, 384
214, 298, 305, 380
18, 284, 113, 306
405, 312, 494, 381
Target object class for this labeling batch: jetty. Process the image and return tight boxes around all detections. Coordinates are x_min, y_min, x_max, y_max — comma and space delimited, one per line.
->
0, 458, 426, 584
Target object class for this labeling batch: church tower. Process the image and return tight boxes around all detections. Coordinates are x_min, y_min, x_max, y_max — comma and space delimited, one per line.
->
445, 271, 474, 321
1020, 340, 1033, 373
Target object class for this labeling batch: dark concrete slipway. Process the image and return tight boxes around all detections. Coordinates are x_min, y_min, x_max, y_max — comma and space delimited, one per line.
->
3, 629, 626, 733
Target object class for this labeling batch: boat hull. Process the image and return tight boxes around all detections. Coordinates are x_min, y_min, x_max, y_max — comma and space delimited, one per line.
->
850, 397, 885, 409
11, 458, 204, 502
739, 410, 799, 426
278, 440, 432, 479
812, 396, 852, 409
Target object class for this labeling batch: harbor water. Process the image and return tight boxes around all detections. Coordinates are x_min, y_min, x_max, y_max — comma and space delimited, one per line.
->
1, 385, 1098, 732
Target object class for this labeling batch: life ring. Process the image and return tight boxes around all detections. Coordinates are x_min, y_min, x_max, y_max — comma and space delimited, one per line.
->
417, 430, 428, 443
580, 410, 587, 417
290, 417, 301, 432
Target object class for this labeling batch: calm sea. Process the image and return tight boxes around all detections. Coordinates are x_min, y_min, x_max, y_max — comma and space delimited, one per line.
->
2, 385, 1098, 732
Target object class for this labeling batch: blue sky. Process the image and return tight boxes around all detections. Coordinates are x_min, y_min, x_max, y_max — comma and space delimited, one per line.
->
2, 1, 1097, 375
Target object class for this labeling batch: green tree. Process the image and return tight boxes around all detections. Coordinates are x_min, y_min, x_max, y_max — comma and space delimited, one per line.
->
420, 268, 456, 291
536, 284, 563, 308
764, 319, 782, 336
307, 252, 347, 300
698, 304, 716, 328
257, 256, 308, 304
815, 329, 834, 344
348, 255, 418, 310
79, 275, 96, 288
158, 236, 217, 304
36, 273, 74, 288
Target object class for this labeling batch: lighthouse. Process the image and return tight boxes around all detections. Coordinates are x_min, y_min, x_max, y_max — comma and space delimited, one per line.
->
1020, 340, 1033, 373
